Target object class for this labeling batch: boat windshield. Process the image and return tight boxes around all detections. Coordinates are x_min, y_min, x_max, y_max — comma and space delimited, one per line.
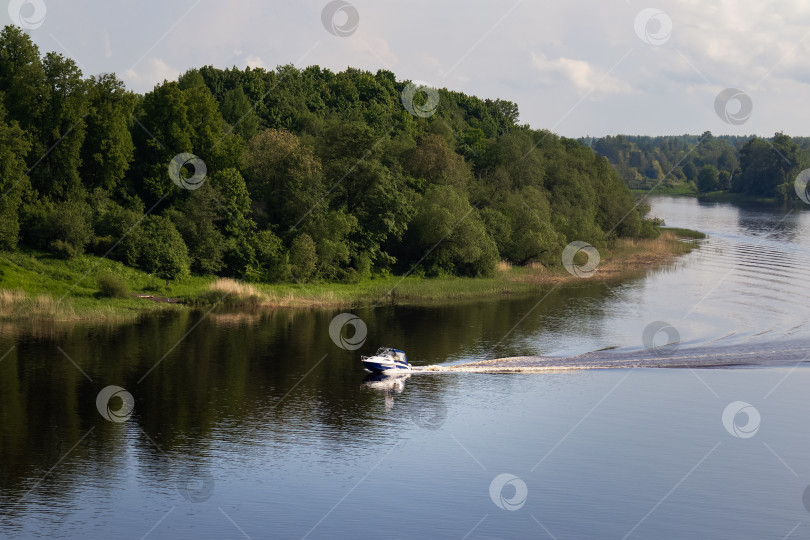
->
376, 348, 408, 363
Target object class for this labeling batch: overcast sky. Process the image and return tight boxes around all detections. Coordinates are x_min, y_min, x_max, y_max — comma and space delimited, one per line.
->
4, 0, 810, 138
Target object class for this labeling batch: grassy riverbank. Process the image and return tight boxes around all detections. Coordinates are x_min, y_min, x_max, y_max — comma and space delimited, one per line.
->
0, 230, 702, 321
631, 185, 698, 197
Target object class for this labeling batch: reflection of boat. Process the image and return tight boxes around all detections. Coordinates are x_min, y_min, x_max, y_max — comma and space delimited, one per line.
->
361, 372, 411, 392
361, 347, 411, 373
361, 373, 410, 411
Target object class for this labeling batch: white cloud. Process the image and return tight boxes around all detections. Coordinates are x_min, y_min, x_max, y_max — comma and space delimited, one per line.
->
671, 0, 810, 85
368, 36, 398, 68
243, 55, 266, 70
530, 52, 634, 96
123, 58, 180, 90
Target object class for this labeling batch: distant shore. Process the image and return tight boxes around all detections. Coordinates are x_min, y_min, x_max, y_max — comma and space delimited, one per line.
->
0, 229, 703, 322
632, 188, 785, 205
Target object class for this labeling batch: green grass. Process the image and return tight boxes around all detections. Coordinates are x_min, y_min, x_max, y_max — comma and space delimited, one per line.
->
631, 183, 698, 196
0, 233, 700, 321
197, 273, 539, 308
660, 227, 706, 239
0, 248, 209, 319
0, 249, 533, 318
280, 274, 531, 303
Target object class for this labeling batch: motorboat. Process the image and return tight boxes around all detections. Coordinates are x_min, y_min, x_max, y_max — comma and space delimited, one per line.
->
361, 347, 411, 373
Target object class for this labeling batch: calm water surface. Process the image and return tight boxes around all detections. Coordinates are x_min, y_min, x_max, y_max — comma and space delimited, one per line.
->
2, 196, 810, 539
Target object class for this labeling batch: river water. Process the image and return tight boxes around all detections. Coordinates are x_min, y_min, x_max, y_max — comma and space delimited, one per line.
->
2, 196, 810, 539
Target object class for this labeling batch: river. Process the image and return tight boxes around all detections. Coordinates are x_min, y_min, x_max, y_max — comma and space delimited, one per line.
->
2, 196, 810, 539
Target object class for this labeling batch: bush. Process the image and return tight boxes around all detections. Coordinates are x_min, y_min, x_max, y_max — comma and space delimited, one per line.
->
133, 215, 191, 280
93, 203, 144, 265
48, 239, 82, 259
249, 229, 289, 282
290, 233, 317, 283
48, 198, 94, 258
97, 273, 130, 298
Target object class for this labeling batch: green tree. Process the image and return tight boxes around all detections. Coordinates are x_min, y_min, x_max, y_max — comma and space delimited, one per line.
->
479, 207, 512, 257
736, 135, 801, 197
0, 35, 664, 286
497, 187, 562, 266
289, 233, 317, 282
493, 130, 546, 190
0, 26, 48, 133
407, 185, 498, 277
682, 161, 698, 182
0, 101, 31, 250
24, 52, 89, 198
248, 229, 288, 282
405, 133, 472, 191
166, 184, 227, 275
319, 120, 413, 267
306, 210, 357, 280
221, 86, 259, 141
211, 168, 258, 274
718, 170, 731, 190
81, 74, 136, 191
697, 164, 719, 192
131, 82, 192, 201
91, 200, 145, 265
48, 196, 93, 258
131, 82, 239, 203
133, 215, 190, 279
242, 128, 323, 229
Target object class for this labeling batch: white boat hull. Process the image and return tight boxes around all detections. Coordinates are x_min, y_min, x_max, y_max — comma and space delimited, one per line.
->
361, 356, 412, 373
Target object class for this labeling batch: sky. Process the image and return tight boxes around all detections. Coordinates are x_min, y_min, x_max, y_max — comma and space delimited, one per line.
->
4, 0, 810, 138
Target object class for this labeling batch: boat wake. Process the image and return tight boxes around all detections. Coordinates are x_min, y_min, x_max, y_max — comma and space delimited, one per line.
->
418, 339, 810, 373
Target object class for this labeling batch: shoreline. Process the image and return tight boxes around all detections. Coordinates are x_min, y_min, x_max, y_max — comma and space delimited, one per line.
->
0, 230, 702, 322
631, 188, 791, 205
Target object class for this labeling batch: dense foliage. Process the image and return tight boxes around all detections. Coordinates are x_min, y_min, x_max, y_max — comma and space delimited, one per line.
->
582, 132, 810, 199
0, 25, 653, 281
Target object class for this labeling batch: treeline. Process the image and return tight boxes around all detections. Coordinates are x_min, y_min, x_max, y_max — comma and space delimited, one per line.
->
0, 25, 653, 282
582, 132, 810, 199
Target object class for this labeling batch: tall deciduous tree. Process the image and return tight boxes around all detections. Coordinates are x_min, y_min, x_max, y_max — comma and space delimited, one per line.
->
221, 86, 259, 141
697, 164, 719, 192
242, 128, 323, 230
736, 135, 802, 197
0, 101, 31, 250
407, 185, 498, 277
81, 74, 137, 191
0, 26, 48, 134
35, 52, 88, 197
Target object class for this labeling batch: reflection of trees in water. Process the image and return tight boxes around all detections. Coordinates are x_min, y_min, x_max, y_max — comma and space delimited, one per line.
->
736, 211, 799, 242
0, 286, 617, 518
699, 197, 801, 243
368, 283, 614, 362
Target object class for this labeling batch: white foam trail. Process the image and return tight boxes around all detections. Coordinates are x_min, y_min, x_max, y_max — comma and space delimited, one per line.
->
413, 339, 810, 373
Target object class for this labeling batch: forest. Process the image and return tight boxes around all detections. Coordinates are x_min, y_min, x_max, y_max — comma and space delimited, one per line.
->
0, 25, 655, 282
582, 132, 810, 198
